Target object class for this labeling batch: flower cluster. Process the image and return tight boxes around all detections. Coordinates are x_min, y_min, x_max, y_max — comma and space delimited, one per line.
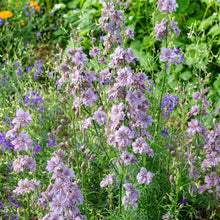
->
39, 150, 86, 219
99, 0, 134, 54
13, 178, 40, 195
122, 183, 139, 210
157, 0, 178, 14
155, 0, 184, 66
160, 93, 178, 118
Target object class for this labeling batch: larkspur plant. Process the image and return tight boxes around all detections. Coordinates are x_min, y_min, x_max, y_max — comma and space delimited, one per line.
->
0, 0, 220, 219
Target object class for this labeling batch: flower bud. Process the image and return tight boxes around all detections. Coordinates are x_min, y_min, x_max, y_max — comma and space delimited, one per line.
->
77, 37, 84, 42
70, 23, 74, 29
65, 141, 72, 149
81, 162, 86, 171
47, 132, 55, 139
58, 142, 64, 148
169, 175, 174, 185
77, 179, 81, 185
186, 112, 191, 118
125, 1, 131, 9
80, 145, 85, 152
62, 98, 68, 104
56, 125, 62, 133
213, 118, 217, 126
60, 119, 68, 125
171, 151, 176, 156
68, 154, 73, 164
89, 154, 96, 161
85, 149, 90, 155
92, 38, 96, 44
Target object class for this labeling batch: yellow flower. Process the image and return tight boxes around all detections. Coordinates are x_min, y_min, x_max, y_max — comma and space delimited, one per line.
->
0, 10, 13, 19
21, 22, 25, 26
30, 1, 40, 10
16, 3, 19, 7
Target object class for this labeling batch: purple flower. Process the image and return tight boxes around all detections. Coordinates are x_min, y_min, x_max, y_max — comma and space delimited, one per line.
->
11, 132, 34, 152
33, 142, 43, 157
100, 173, 116, 187
154, 18, 169, 40
205, 172, 219, 188
11, 109, 32, 126
13, 155, 36, 172
180, 197, 187, 204
22, 6, 26, 11
120, 150, 138, 166
82, 89, 97, 106
13, 178, 40, 195
192, 92, 201, 101
132, 137, 153, 156
99, 33, 104, 43
115, 126, 134, 150
49, 192, 68, 214
36, 32, 41, 37
124, 28, 134, 40
26, 12, 30, 17
109, 103, 125, 122
170, 20, 181, 37
93, 109, 107, 126
137, 167, 154, 185
187, 119, 202, 135
157, 0, 178, 14
89, 47, 101, 58
46, 156, 64, 173
26, 66, 32, 72
0, 18, 4, 25
116, 66, 133, 87
190, 105, 200, 116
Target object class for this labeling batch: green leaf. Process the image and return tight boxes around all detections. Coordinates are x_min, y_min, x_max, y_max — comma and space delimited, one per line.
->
179, 71, 192, 81
198, 14, 217, 31
176, 0, 190, 13
207, 24, 220, 37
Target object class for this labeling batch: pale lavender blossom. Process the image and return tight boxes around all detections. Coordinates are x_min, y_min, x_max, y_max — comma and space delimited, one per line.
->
192, 92, 201, 101
170, 20, 180, 37
13, 178, 40, 195
187, 119, 202, 135
120, 150, 138, 166
115, 126, 134, 150
13, 155, 36, 173
93, 109, 107, 126
11, 109, 32, 126
188, 166, 199, 180
157, 0, 178, 14
89, 47, 101, 58
190, 105, 200, 116
11, 132, 34, 151
116, 66, 133, 87
49, 192, 68, 214
132, 137, 153, 155
6, 122, 21, 138
205, 172, 219, 188
154, 18, 169, 40
109, 103, 125, 122
46, 156, 64, 173
82, 89, 97, 106
124, 28, 134, 40
122, 195, 138, 210
52, 166, 75, 180
100, 173, 116, 188
137, 167, 154, 185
